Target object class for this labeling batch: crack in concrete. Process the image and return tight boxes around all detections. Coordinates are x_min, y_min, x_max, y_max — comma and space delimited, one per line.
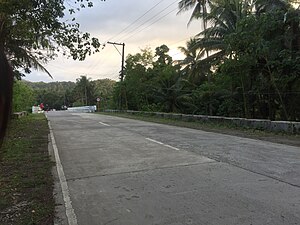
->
66, 161, 218, 182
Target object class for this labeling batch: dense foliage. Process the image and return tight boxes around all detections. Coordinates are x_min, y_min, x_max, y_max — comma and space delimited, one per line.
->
113, 0, 300, 121
13, 78, 116, 111
12, 80, 35, 112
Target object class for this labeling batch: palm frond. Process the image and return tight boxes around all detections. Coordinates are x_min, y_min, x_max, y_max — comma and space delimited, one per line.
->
9, 46, 53, 79
187, 2, 202, 26
26, 52, 53, 79
177, 0, 198, 14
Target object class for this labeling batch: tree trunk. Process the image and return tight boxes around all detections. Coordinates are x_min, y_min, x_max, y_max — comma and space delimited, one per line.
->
241, 77, 249, 118
0, 43, 13, 146
85, 85, 87, 105
202, 1, 213, 116
266, 65, 288, 120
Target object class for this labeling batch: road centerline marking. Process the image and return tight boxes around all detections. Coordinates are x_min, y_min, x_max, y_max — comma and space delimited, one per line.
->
164, 144, 180, 151
146, 138, 164, 145
99, 122, 111, 127
146, 138, 180, 151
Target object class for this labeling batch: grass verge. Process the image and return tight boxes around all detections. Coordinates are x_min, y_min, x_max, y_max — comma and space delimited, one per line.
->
0, 114, 54, 225
99, 112, 300, 147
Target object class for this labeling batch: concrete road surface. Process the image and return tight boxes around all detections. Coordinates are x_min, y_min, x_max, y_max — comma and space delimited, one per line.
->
47, 111, 300, 225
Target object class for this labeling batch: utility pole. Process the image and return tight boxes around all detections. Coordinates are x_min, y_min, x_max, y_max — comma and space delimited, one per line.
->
107, 41, 125, 81
107, 41, 126, 109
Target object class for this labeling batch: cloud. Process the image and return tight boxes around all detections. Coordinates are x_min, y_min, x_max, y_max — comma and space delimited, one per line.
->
27, 0, 200, 82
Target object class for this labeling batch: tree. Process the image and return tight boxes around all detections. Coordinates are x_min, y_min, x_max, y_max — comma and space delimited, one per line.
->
150, 65, 188, 113
176, 0, 300, 120
154, 45, 173, 66
178, 38, 207, 84
0, 0, 104, 78
255, 0, 290, 14
120, 48, 154, 110
73, 76, 95, 106
92, 79, 116, 109
12, 80, 35, 112
209, 4, 300, 120
0, 0, 105, 143
178, 0, 213, 28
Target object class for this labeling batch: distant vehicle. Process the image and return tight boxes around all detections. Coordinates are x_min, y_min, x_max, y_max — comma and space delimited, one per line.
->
61, 105, 68, 110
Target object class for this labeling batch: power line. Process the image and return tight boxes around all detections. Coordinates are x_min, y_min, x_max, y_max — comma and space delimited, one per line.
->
116, 1, 178, 42
123, 7, 178, 42
85, 0, 168, 76
108, 0, 168, 42
83, 0, 195, 77
85, 47, 115, 74
85, 1, 180, 76
169, 36, 191, 47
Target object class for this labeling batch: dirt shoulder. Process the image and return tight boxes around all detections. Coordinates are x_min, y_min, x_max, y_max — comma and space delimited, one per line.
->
100, 112, 300, 148
0, 114, 54, 225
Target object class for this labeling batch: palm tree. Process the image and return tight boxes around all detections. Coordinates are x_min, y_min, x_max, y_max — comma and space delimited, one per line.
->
75, 76, 95, 106
178, 0, 211, 26
7, 45, 53, 79
179, 0, 289, 62
177, 38, 207, 83
178, 0, 216, 114
193, 0, 251, 62
192, 0, 253, 116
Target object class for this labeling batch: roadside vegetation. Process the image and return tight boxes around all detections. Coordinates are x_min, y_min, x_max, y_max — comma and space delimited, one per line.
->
12, 1, 300, 124
13, 78, 116, 113
0, 114, 54, 225
113, 0, 300, 122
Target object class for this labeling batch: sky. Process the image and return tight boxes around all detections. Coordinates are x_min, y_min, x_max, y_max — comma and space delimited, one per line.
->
25, 0, 201, 83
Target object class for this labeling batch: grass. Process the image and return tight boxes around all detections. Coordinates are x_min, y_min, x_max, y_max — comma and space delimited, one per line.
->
98, 112, 300, 147
0, 114, 54, 225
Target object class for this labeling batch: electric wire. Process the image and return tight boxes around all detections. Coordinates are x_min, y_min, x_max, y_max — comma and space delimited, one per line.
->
81, 0, 197, 79
116, 1, 178, 42
108, 0, 168, 42
123, 7, 178, 42
86, 1, 178, 76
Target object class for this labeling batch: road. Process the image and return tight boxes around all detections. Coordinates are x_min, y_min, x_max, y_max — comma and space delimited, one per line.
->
47, 111, 300, 225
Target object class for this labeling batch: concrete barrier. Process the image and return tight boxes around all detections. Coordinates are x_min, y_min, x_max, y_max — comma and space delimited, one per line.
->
103, 110, 300, 134
12, 111, 28, 119
32, 106, 44, 114
271, 121, 294, 133
67, 106, 97, 113
182, 114, 195, 122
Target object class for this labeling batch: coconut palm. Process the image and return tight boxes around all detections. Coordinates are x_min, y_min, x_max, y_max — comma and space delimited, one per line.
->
7, 45, 53, 79
179, 0, 289, 61
2, 15, 55, 79
194, 0, 292, 61
192, 0, 253, 63
178, 0, 214, 31
177, 38, 207, 83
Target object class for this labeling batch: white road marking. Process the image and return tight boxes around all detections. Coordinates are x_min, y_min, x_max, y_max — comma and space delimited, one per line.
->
146, 138, 180, 151
146, 138, 164, 145
48, 121, 78, 225
164, 144, 180, 151
99, 122, 111, 127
